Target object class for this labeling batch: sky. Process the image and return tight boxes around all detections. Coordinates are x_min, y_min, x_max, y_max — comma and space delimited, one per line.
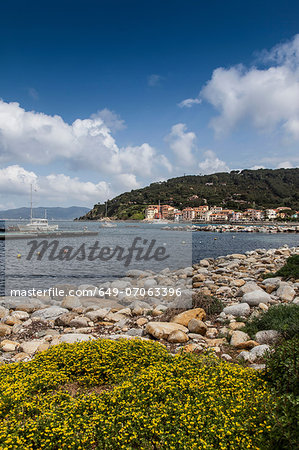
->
0, 0, 299, 209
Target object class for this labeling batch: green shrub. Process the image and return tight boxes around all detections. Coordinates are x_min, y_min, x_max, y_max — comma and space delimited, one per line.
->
264, 255, 299, 280
0, 339, 275, 449
192, 293, 224, 316
244, 304, 299, 340
263, 337, 299, 449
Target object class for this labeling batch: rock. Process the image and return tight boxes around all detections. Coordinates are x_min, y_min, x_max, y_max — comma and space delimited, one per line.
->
230, 330, 250, 347
4, 316, 22, 326
187, 319, 207, 335
241, 290, 271, 306
11, 311, 30, 321
230, 253, 246, 259
259, 303, 268, 311
80, 298, 123, 310
183, 343, 203, 353
0, 340, 19, 352
171, 308, 206, 327
32, 306, 69, 320
61, 296, 82, 310
223, 303, 250, 317
85, 309, 109, 321
0, 297, 44, 312
193, 273, 206, 283
20, 340, 44, 355
117, 308, 132, 316
126, 328, 143, 337
276, 283, 296, 302
221, 353, 232, 361
262, 277, 281, 286
250, 344, 270, 359
132, 306, 143, 316
249, 363, 266, 370
0, 324, 12, 336
232, 279, 246, 287
59, 334, 96, 344
199, 259, 210, 267
238, 351, 254, 362
167, 330, 189, 343
236, 282, 262, 297
143, 279, 157, 289
136, 317, 148, 327
12, 352, 30, 361
235, 340, 258, 350
69, 316, 89, 328
255, 330, 280, 345
145, 322, 188, 340
55, 312, 77, 327
0, 306, 9, 318
206, 328, 218, 339
229, 322, 245, 330
152, 309, 163, 317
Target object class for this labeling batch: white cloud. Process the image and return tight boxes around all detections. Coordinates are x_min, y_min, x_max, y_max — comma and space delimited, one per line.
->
249, 165, 266, 170
201, 35, 299, 139
198, 150, 229, 174
178, 97, 201, 108
0, 165, 111, 207
91, 108, 126, 132
0, 100, 172, 180
165, 123, 197, 166
147, 74, 163, 87
276, 160, 293, 169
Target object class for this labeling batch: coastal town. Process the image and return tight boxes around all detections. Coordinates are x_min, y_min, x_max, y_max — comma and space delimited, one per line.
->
145, 204, 299, 222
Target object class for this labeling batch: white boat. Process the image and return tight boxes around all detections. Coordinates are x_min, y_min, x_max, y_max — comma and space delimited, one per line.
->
149, 219, 170, 225
101, 221, 117, 228
17, 185, 59, 232
18, 218, 59, 232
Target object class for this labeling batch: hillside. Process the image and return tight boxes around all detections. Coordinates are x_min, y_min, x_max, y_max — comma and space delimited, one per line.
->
79, 168, 299, 220
0, 206, 90, 220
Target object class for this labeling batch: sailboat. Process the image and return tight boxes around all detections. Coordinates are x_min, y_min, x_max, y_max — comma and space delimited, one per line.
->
100, 199, 117, 228
17, 185, 59, 232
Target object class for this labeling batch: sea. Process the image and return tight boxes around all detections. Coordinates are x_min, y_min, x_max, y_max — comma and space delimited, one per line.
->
0, 220, 298, 295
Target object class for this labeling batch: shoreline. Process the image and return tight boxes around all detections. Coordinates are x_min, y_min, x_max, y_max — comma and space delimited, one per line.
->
0, 244, 298, 367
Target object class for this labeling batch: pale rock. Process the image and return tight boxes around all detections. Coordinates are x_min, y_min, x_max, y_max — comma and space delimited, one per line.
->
4, 316, 22, 326
11, 311, 30, 321
241, 290, 271, 306
206, 328, 218, 339
259, 303, 268, 311
69, 316, 89, 328
255, 330, 280, 345
126, 328, 143, 337
199, 259, 210, 267
250, 344, 270, 359
136, 317, 148, 327
32, 306, 68, 320
187, 319, 207, 335
236, 282, 262, 297
61, 296, 82, 310
85, 309, 109, 321
117, 308, 132, 316
0, 324, 12, 336
145, 322, 188, 340
20, 340, 45, 355
13, 352, 30, 361
167, 330, 189, 343
223, 303, 250, 317
152, 309, 163, 317
59, 334, 96, 344
238, 351, 254, 362
143, 279, 157, 289
230, 330, 250, 347
232, 279, 246, 287
221, 353, 232, 361
0, 306, 9, 318
276, 283, 296, 302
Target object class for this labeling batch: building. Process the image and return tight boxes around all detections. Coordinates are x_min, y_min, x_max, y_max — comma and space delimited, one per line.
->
182, 207, 196, 220
265, 209, 277, 220
145, 205, 159, 220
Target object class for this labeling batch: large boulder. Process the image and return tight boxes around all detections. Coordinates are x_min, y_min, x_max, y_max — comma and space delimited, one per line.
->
236, 282, 263, 297
171, 308, 206, 327
230, 330, 250, 347
145, 322, 188, 340
250, 344, 270, 359
241, 290, 271, 306
223, 303, 250, 316
255, 330, 280, 345
276, 283, 296, 302
32, 306, 69, 320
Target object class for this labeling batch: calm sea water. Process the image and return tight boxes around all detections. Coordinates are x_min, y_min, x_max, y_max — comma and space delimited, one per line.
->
1, 220, 298, 294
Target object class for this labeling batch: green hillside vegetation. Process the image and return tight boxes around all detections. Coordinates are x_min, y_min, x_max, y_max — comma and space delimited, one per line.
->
79, 168, 299, 220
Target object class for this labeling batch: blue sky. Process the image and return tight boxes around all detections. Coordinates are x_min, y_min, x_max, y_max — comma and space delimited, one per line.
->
0, 0, 299, 208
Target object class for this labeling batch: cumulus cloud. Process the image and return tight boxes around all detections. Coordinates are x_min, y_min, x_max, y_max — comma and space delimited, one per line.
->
198, 150, 229, 174
0, 165, 112, 207
92, 108, 126, 132
178, 97, 201, 108
0, 100, 172, 179
165, 123, 197, 166
200, 35, 299, 139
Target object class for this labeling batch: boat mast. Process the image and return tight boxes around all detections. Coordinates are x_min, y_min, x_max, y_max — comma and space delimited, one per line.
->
106, 200, 108, 217
30, 184, 33, 221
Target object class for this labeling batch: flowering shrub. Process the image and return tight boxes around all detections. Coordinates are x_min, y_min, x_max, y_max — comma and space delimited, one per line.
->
0, 339, 275, 449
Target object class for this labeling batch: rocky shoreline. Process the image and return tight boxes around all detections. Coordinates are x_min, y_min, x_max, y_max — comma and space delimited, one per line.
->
0, 244, 298, 367
163, 224, 299, 233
